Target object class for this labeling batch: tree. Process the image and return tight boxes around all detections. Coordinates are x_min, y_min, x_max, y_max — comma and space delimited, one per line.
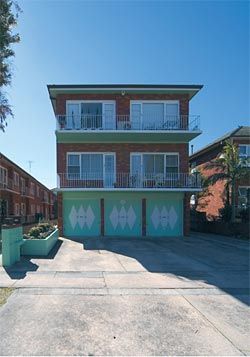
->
204, 140, 249, 222
0, 0, 21, 131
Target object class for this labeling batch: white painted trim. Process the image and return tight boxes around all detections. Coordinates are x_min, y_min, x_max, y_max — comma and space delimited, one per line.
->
56, 129, 202, 134
56, 188, 202, 192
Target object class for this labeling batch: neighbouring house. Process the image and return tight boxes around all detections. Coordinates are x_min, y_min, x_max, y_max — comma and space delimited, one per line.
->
189, 126, 250, 220
48, 84, 203, 237
0, 152, 55, 225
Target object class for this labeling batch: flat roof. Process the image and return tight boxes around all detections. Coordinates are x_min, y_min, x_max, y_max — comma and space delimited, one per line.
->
47, 84, 203, 113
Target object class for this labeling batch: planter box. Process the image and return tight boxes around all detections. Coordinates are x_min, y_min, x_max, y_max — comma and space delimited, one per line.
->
21, 229, 59, 256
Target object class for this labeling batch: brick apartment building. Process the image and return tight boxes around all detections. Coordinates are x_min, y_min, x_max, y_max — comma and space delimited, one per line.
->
0, 153, 55, 224
48, 84, 203, 237
189, 126, 250, 219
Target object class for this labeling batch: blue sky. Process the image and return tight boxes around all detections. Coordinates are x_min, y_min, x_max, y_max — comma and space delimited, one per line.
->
0, 0, 249, 188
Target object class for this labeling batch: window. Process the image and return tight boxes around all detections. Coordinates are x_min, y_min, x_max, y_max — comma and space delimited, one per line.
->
131, 153, 179, 179
0, 166, 7, 185
36, 205, 40, 213
36, 185, 40, 197
239, 145, 250, 166
81, 154, 103, 179
66, 101, 115, 130
20, 178, 25, 193
67, 153, 115, 186
238, 187, 250, 208
67, 154, 80, 178
165, 154, 179, 174
14, 172, 19, 187
31, 204, 35, 215
130, 101, 180, 129
30, 182, 35, 196
21, 203, 26, 216
15, 203, 20, 216
44, 191, 48, 203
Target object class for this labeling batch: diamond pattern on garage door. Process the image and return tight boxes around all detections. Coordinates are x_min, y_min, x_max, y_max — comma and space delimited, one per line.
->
147, 199, 182, 237
69, 205, 95, 229
105, 199, 141, 236
63, 199, 100, 237
151, 205, 178, 230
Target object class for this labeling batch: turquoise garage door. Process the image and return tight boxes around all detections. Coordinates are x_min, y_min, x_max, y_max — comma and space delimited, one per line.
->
105, 198, 142, 237
146, 198, 183, 237
63, 199, 100, 237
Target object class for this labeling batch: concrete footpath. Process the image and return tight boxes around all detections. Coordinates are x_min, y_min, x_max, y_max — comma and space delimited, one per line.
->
0, 233, 249, 355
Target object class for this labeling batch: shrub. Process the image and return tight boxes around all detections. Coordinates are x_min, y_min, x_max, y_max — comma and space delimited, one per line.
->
38, 222, 51, 233
239, 208, 250, 223
28, 226, 43, 238
25, 222, 55, 239
219, 204, 232, 222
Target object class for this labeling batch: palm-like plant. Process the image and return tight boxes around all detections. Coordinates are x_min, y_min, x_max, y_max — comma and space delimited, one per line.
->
204, 140, 249, 222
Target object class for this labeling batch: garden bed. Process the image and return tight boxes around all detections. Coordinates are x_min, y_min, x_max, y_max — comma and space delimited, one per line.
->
21, 227, 59, 256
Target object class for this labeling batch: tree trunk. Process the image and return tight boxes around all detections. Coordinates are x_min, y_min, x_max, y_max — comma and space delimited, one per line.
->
226, 184, 230, 206
231, 179, 236, 222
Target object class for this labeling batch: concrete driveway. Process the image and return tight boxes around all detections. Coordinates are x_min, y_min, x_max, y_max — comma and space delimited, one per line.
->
0, 233, 249, 355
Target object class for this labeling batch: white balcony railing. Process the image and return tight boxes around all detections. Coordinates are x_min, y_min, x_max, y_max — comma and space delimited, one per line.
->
58, 172, 202, 190
56, 114, 200, 132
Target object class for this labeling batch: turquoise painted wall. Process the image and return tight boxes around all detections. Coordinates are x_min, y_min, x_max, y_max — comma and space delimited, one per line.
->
21, 229, 59, 256
62, 192, 184, 237
1, 226, 24, 267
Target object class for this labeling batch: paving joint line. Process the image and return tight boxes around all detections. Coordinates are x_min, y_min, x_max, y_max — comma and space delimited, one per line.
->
182, 294, 245, 356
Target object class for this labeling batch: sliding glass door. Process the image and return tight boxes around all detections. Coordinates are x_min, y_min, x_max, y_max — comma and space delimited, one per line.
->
131, 102, 180, 130
66, 102, 115, 130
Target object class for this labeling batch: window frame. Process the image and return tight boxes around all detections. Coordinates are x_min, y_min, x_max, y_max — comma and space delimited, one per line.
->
66, 100, 116, 129
14, 203, 20, 216
0, 166, 8, 185
239, 144, 250, 166
238, 186, 250, 208
66, 152, 116, 181
130, 100, 180, 129
130, 152, 180, 178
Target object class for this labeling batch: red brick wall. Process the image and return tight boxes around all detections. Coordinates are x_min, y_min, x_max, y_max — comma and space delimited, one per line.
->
55, 93, 189, 116
0, 155, 54, 220
57, 143, 189, 174
191, 138, 250, 219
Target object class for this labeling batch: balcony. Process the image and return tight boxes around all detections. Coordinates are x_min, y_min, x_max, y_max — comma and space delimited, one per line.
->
55, 115, 201, 143
57, 172, 202, 191
0, 178, 19, 193
0, 179, 33, 197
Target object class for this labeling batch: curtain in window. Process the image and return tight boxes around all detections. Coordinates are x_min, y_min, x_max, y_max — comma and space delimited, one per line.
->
81, 103, 102, 129
81, 154, 103, 179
